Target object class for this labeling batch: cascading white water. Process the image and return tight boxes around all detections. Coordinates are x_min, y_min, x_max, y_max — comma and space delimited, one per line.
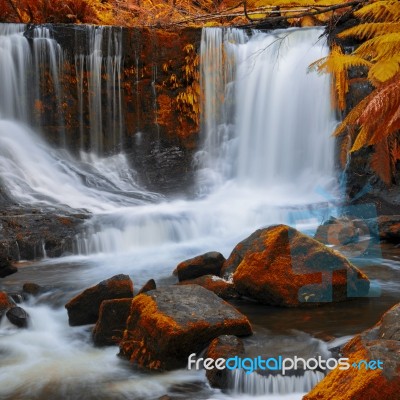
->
230, 370, 324, 396
75, 26, 124, 153
0, 24, 154, 210
199, 27, 336, 190
73, 27, 337, 255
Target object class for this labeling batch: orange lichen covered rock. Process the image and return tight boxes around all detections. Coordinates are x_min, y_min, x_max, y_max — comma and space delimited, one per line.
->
178, 275, 239, 300
304, 302, 400, 400
175, 251, 225, 281
65, 274, 133, 326
119, 285, 252, 370
92, 298, 133, 347
230, 225, 369, 307
0, 291, 13, 316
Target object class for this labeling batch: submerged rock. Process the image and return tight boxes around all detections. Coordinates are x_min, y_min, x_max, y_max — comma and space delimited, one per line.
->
228, 225, 370, 307
0, 209, 87, 261
205, 335, 245, 389
65, 274, 134, 326
22, 282, 44, 296
178, 275, 239, 300
6, 306, 29, 328
92, 298, 133, 346
175, 252, 225, 282
119, 285, 252, 371
304, 302, 400, 400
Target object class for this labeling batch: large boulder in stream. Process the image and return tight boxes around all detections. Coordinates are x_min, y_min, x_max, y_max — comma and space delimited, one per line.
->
119, 285, 252, 371
223, 225, 370, 307
65, 274, 134, 326
304, 302, 400, 400
175, 251, 225, 281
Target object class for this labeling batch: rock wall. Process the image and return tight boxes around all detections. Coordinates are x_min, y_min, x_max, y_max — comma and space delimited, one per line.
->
24, 25, 202, 196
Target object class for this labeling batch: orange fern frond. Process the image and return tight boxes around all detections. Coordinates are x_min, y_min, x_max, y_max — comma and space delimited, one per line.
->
349, 74, 400, 151
371, 138, 392, 185
354, 32, 400, 61
367, 54, 400, 85
310, 44, 372, 110
354, 0, 400, 23
333, 94, 371, 137
338, 22, 400, 39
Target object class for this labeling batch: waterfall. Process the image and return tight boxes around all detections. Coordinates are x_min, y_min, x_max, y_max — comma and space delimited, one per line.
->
75, 26, 124, 154
199, 27, 337, 191
0, 24, 341, 400
71, 27, 337, 255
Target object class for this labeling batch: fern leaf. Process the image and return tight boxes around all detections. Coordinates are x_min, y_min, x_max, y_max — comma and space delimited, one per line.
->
371, 138, 392, 185
392, 137, 400, 161
310, 45, 371, 110
368, 55, 400, 85
350, 125, 375, 152
338, 22, 400, 39
333, 94, 371, 137
354, 32, 400, 62
354, 0, 400, 23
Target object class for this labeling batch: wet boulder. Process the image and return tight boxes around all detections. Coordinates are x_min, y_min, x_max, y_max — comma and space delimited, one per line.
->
23, 282, 44, 297
137, 279, 156, 295
119, 285, 252, 371
205, 335, 245, 389
230, 225, 370, 307
304, 302, 400, 400
65, 274, 134, 326
178, 275, 239, 300
6, 306, 29, 328
92, 298, 133, 346
175, 252, 225, 281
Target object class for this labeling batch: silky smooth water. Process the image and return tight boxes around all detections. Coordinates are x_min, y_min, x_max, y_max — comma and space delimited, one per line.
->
0, 25, 358, 399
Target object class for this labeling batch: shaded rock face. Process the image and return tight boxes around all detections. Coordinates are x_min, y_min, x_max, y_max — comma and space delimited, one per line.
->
119, 285, 252, 371
92, 298, 133, 346
228, 225, 370, 307
65, 274, 134, 326
205, 335, 245, 390
304, 302, 400, 400
178, 275, 239, 300
0, 208, 87, 261
176, 252, 226, 282
0, 257, 17, 278
23, 25, 202, 197
338, 59, 400, 215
